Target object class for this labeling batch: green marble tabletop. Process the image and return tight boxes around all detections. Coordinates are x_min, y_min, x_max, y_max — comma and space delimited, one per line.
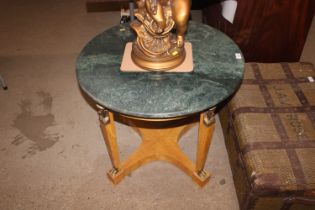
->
76, 21, 244, 118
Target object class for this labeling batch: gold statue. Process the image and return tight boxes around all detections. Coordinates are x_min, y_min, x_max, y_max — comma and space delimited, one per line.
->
131, 0, 191, 71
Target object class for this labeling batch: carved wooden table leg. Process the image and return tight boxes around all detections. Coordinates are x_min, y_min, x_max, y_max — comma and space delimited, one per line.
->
97, 105, 121, 177
97, 104, 216, 187
194, 108, 216, 186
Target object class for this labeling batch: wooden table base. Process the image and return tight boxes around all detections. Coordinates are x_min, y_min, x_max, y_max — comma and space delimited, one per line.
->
97, 106, 216, 187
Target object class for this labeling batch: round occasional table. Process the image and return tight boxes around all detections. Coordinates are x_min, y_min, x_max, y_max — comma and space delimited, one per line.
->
76, 21, 244, 187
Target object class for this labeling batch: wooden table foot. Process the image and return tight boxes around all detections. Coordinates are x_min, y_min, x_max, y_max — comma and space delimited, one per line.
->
192, 170, 211, 187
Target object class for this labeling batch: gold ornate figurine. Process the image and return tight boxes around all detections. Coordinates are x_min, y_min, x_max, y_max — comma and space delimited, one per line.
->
131, 0, 191, 71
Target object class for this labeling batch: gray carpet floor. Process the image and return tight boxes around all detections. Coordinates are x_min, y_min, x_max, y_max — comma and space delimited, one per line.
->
0, 1, 314, 209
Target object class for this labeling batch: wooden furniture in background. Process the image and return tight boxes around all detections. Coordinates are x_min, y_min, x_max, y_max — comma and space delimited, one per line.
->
202, 0, 315, 62
86, 0, 130, 12
86, 0, 212, 12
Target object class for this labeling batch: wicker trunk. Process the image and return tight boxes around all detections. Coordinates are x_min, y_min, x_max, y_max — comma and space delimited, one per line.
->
220, 63, 315, 210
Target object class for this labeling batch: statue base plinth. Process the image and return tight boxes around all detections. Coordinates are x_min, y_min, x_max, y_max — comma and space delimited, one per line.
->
120, 42, 193, 73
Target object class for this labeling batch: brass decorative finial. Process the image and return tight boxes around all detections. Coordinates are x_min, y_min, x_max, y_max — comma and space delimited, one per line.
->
131, 0, 191, 71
